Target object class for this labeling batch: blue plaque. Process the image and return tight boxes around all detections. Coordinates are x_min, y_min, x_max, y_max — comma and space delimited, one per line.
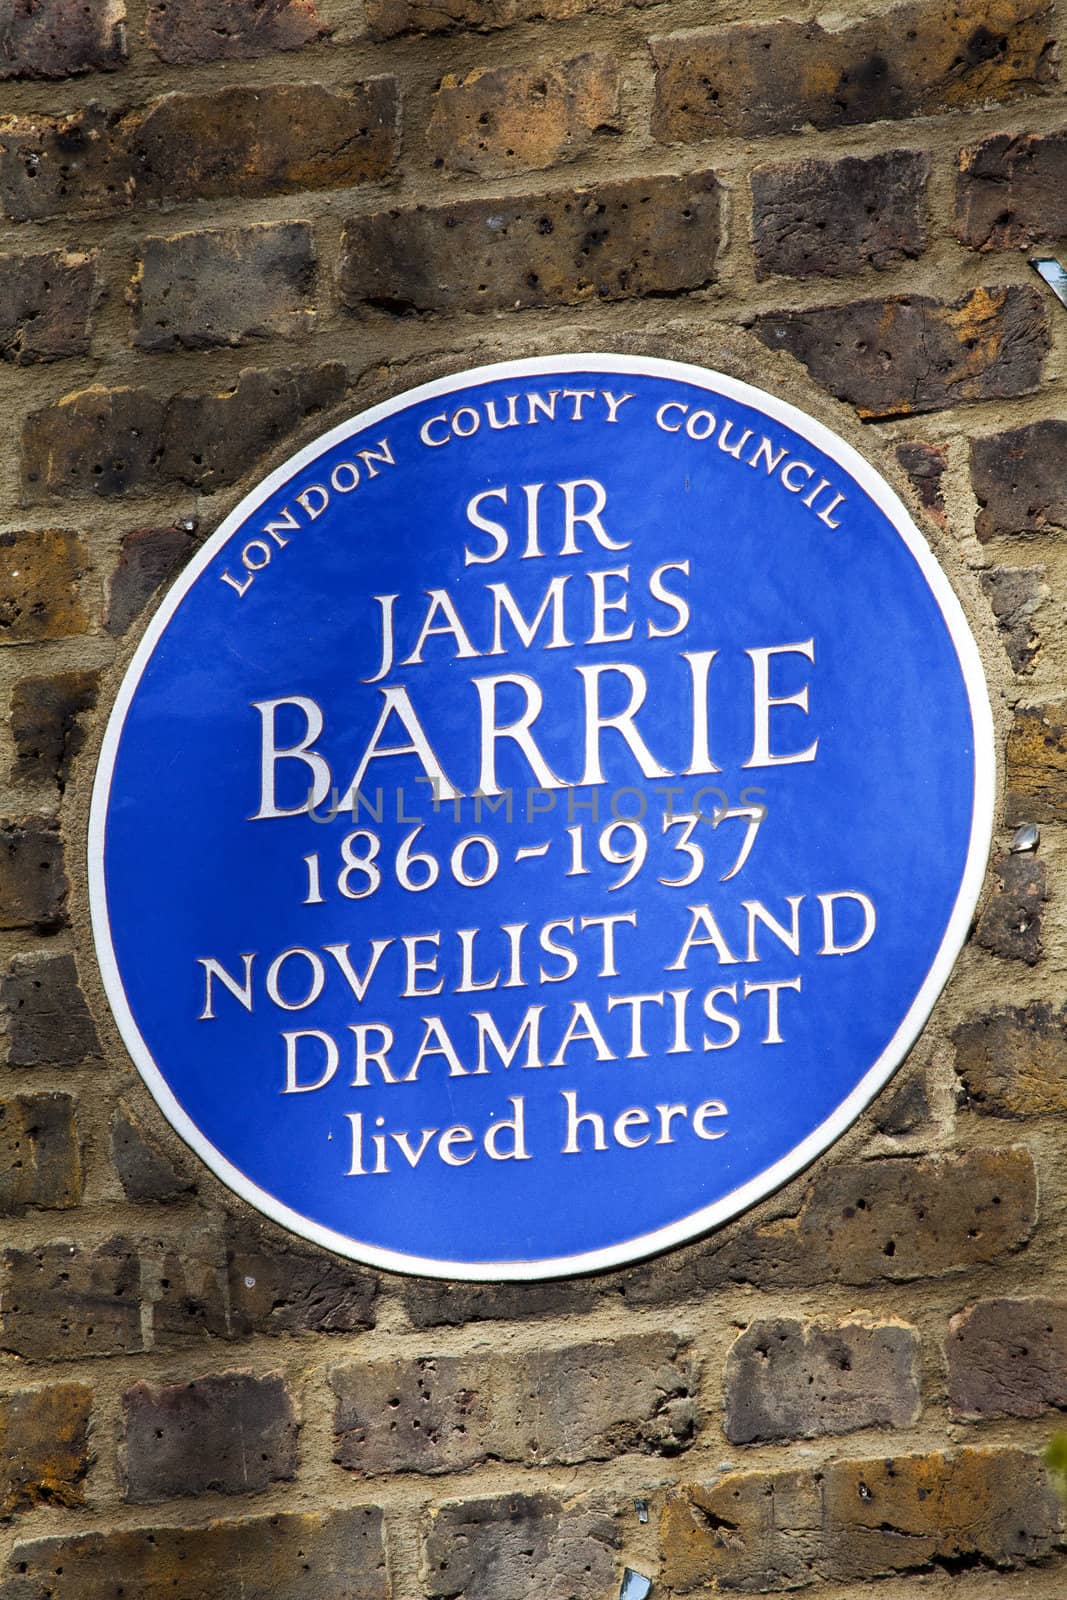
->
89, 355, 994, 1279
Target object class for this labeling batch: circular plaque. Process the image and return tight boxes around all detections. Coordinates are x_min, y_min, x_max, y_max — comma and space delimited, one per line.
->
89, 355, 994, 1279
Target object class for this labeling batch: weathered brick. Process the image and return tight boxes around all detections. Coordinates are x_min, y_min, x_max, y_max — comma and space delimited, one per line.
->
651, 0, 1056, 143
661, 1448, 1060, 1591
973, 420, 1067, 540
1, 1238, 141, 1359
341, 170, 721, 315
895, 439, 948, 528
422, 1494, 618, 1600
664, 1468, 819, 1592
368, 0, 645, 39
752, 286, 1048, 420
149, 1234, 229, 1348
428, 54, 620, 176
723, 1316, 921, 1444
8, 1508, 387, 1600
822, 1450, 1061, 1580
0, 252, 94, 364
334, 1333, 693, 1476
226, 1222, 378, 1337
0, 952, 100, 1068
405, 1147, 1036, 1328
0, 817, 67, 931
632, 1146, 1037, 1296
403, 1273, 604, 1329
22, 387, 164, 498
981, 567, 1047, 673
0, 105, 134, 224
135, 224, 316, 352
23, 364, 345, 499
752, 151, 928, 280
974, 851, 1045, 963
122, 1372, 298, 1502
11, 671, 99, 791
949, 1298, 1067, 1418
873, 1070, 930, 1135
0, 0, 125, 79
0, 83, 397, 224
132, 82, 398, 206
110, 1101, 193, 1203
957, 130, 1067, 249
147, 0, 326, 64
105, 524, 196, 636
0, 1094, 81, 1214
954, 1002, 1067, 1116
0, 1385, 91, 1518
775, 1147, 1035, 1283
0, 531, 88, 644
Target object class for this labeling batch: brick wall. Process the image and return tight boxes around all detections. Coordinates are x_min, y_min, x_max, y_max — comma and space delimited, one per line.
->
0, 0, 1066, 1593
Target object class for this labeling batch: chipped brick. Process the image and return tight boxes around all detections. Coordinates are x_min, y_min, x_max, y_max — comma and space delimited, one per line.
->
753, 286, 1048, 419
341, 171, 722, 315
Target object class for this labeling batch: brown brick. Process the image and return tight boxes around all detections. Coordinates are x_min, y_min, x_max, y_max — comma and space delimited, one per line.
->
225, 1221, 378, 1337
155, 358, 337, 498
105, 524, 196, 636
148, 1233, 229, 1348
957, 130, 1067, 249
368, 0, 645, 39
752, 286, 1048, 420
0, 105, 134, 224
22, 387, 164, 496
772, 1146, 1035, 1284
663, 1468, 818, 1592
723, 1316, 921, 1444
428, 54, 620, 177
404, 1147, 1036, 1327
1, 1238, 142, 1360
973, 420, 1067, 540
111, 1101, 193, 1204
651, 0, 1056, 143
147, 0, 326, 64
0, 530, 88, 644
8, 1508, 388, 1600
422, 1494, 619, 1600
636, 1146, 1037, 1296
0, 816, 67, 931
895, 439, 948, 528
0, 1094, 81, 1214
0, 952, 100, 1068
822, 1449, 1060, 1581
753, 151, 928, 280
341, 170, 721, 315
135, 223, 316, 352
954, 1002, 1067, 1117
122, 1372, 298, 1502
11, 671, 99, 791
0, 251, 94, 364
661, 1448, 1060, 1591
333, 1333, 693, 1476
949, 1298, 1067, 1419
23, 364, 345, 499
132, 82, 398, 207
0, 83, 396, 224
982, 567, 1047, 674
403, 1274, 604, 1330
0, 0, 125, 79
974, 851, 1046, 963
874, 1069, 931, 1135
0, 1385, 91, 1518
